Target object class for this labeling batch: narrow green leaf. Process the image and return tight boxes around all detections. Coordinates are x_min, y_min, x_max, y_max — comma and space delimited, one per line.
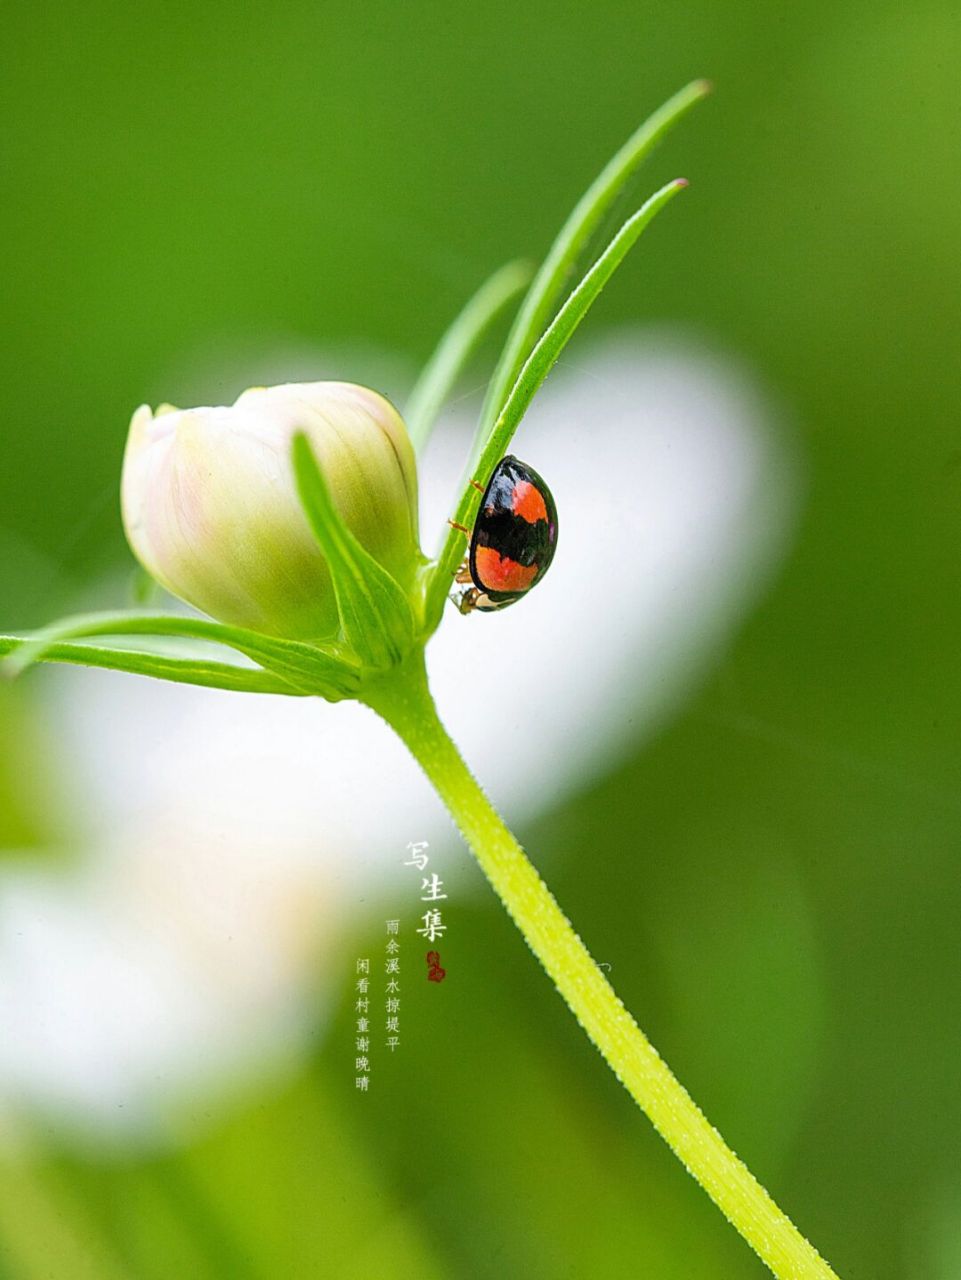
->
426, 178, 688, 623
1, 612, 360, 698
483, 180, 686, 464
474, 80, 710, 455
406, 259, 533, 454
292, 433, 415, 669
0, 635, 304, 695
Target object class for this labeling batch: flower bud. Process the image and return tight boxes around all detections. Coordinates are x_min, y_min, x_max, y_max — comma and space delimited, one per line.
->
121, 382, 420, 641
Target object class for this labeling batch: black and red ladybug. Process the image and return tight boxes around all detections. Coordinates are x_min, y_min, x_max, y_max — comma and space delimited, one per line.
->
452, 455, 558, 613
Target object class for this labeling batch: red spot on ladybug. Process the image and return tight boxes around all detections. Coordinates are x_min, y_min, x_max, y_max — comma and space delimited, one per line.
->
510, 480, 549, 525
454, 455, 558, 613
473, 546, 540, 594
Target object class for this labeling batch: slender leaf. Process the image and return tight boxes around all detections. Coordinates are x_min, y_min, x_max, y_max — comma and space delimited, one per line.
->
292, 434, 416, 669
406, 259, 533, 454
483, 181, 686, 466
426, 178, 688, 623
1, 612, 360, 698
474, 79, 710, 456
0, 635, 304, 695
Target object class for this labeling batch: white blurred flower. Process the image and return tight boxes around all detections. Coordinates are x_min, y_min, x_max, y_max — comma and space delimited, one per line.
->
0, 330, 796, 1149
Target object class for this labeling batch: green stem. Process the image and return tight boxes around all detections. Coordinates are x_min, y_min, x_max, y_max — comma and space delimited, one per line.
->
363, 654, 839, 1280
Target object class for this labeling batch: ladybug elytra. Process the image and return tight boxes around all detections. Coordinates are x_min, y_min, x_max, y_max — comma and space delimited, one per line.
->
452, 455, 558, 613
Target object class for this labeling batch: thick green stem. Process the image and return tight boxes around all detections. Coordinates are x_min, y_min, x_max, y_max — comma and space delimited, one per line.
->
363, 655, 839, 1280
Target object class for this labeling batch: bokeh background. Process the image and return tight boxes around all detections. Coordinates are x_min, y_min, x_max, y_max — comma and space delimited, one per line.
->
1, 2, 959, 1277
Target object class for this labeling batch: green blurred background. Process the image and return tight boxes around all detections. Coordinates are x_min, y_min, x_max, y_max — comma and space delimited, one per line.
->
1, 1, 959, 1276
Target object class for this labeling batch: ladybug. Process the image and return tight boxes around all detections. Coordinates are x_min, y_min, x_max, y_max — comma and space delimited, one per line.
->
451, 455, 558, 613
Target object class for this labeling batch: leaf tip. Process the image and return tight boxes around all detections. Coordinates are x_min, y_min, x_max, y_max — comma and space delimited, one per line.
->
673, 177, 690, 190
693, 77, 714, 96
290, 429, 322, 495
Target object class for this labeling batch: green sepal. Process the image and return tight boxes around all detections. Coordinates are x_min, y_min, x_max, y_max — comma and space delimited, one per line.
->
0, 612, 361, 700
0, 634, 306, 696
292, 433, 416, 670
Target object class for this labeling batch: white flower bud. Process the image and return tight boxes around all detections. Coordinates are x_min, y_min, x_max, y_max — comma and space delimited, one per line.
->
121, 382, 420, 640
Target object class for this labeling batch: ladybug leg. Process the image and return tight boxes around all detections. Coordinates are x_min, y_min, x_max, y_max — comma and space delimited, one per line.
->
454, 587, 482, 615
454, 558, 473, 584
469, 478, 485, 493
447, 519, 470, 535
